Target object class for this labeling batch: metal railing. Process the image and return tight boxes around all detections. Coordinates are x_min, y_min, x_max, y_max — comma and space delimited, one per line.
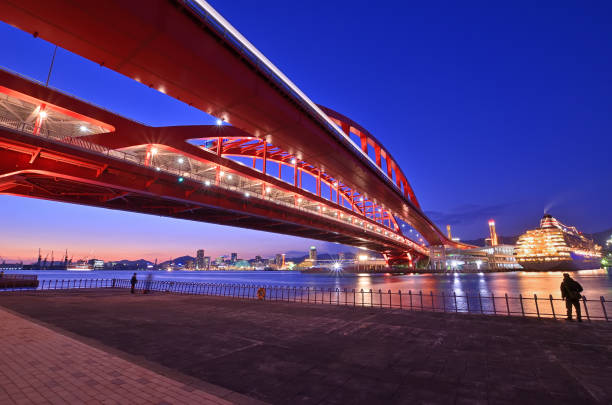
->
1, 279, 609, 322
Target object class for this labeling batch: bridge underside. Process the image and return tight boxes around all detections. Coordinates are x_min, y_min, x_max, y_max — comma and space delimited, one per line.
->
0, 128, 424, 262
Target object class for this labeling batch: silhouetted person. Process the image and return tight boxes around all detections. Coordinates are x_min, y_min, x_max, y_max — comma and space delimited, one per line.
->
130, 273, 137, 294
560, 273, 583, 322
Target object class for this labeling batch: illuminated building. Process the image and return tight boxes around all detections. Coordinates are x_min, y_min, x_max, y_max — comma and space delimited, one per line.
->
515, 214, 602, 271
446, 225, 452, 240
196, 249, 205, 270
488, 220, 498, 246
309, 246, 317, 263
230, 252, 238, 263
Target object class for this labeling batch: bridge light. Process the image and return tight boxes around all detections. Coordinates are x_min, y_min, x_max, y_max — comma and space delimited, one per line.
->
178, 158, 184, 164
204, 180, 211, 186
227, 175, 233, 180
244, 192, 250, 198
265, 187, 271, 193
150, 147, 158, 155
359, 197, 364, 202
332, 262, 341, 271
322, 207, 326, 212
297, 198, 302, 203
291, 158, 297, 164
79, 125, 88, 133
216, 118, 223, 126
219, 171, 225, 177
39, 110, 47, 118
178, 176, 184, 183
155, 167, 161, 171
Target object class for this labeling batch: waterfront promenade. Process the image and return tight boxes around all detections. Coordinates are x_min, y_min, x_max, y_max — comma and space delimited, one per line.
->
0, 290, 611, 404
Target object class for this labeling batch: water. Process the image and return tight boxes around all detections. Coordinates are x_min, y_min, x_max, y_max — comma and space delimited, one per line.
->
3, 268, 612, 299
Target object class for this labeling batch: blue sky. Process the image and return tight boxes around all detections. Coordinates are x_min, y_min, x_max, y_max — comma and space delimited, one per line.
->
0, 0, 610, 261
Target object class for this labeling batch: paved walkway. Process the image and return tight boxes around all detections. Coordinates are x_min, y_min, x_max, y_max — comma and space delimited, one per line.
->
1, 290, 612, 404
0, 306, 251, 404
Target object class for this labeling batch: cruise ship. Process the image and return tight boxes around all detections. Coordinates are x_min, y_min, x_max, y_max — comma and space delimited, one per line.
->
515, 214, 602, 271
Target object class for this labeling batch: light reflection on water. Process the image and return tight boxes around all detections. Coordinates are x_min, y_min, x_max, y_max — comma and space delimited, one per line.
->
3, 268, 611, 298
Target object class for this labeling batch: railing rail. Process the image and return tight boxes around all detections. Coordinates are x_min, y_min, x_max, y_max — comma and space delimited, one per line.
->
0, 279, 609, 322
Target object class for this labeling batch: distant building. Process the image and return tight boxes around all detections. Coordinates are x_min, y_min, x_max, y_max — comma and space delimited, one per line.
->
230, 252, 238, 263
428, 244, 521, 271
196, 249, 205, 269
203, 256, 210, 270
275, 254, 282, 267
309, 246, 317, 263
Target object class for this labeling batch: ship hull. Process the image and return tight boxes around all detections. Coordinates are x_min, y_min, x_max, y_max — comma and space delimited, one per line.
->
518, 253, 601, 272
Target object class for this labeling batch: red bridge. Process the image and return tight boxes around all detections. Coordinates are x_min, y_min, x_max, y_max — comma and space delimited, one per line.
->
0, 0, 468, 264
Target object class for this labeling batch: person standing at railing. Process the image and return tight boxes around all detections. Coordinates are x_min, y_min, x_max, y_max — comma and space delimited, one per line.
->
130, 273, 137, 294
561, 273, 583, 322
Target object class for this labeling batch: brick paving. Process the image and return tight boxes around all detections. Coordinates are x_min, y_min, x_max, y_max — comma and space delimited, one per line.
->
0, 305, 256, 405
1, 289, 612, 404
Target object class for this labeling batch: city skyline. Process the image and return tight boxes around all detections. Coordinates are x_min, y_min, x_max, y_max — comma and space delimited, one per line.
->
1, 1, 611, 261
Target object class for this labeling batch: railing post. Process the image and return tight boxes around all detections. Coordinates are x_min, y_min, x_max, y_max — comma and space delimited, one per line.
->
478, 292, 483, 314
582, 296, 591, 322
453, 291, 458, 313
379, 289, 382, 308
419, 290, 424, 311
519, 294, 525, 317
360, 289, 364, 307
601, 297, 609, 322
548, 294, 557, 320
441, 291, 446, 312
505, 293, 510, 316
399, 290, 402, 309
430, 291, 435, 311
466, 292, 470, 313
369, 289, 373, 307
336, 288, 340, 305
534, 294, 540, 319
409, 290, 413, 311
344, 288, 347, 306
388, 290, 392, 308
491, 293, 497, 315
353, 289, 356, 306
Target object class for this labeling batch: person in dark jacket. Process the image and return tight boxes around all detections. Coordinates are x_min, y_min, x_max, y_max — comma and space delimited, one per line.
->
130, 273, 137, 294
560, 273, 583, 321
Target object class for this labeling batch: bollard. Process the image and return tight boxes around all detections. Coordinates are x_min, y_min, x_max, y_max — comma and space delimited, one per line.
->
601, 297, 608, 322
534, 294, 540, 319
